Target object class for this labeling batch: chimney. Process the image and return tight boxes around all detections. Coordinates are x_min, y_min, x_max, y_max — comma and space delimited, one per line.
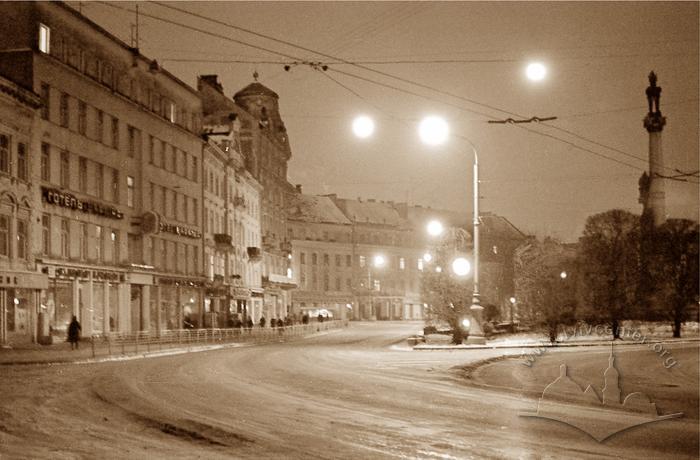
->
295, 184, 302, 193
198, 74, 224, 94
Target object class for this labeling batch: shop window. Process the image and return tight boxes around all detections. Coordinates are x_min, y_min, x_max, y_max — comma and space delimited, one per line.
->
0, 135, 9, 174
38, 23, 50, 53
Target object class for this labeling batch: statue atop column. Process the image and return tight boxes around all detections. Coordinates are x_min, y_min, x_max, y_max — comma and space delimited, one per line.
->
644, 71, 666, 133
645, 71, 662, 115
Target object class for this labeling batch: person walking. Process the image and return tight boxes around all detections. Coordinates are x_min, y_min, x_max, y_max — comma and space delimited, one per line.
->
67, 315, 81, 350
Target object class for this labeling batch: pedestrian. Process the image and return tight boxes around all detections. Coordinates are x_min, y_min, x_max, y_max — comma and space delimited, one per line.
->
246, 317, 254, 331
259, 316, 266, 328
270, 318, 277, 328
67, 315, 81, 350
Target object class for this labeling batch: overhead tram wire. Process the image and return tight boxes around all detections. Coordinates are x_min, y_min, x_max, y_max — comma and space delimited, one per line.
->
97, 1, 696, 178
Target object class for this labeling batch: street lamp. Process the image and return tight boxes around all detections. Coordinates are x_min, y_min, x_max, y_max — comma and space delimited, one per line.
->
352, 115, 375, 139
419, 117, 485, 344
366, 254, 385, 320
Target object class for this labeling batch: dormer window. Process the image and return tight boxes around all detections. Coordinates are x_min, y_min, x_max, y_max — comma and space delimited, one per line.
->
38, 23, 50, 54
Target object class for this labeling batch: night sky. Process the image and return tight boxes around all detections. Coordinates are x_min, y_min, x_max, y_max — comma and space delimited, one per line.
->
74, 1, 699, 242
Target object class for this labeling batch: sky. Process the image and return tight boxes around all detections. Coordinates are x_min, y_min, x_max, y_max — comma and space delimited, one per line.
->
74, 1, 699, 242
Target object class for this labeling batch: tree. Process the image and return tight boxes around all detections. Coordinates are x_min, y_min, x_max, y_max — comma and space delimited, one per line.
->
650, 219, 699, 338
420, 228, 473, 344
577, 209, 640, 339
513, 238, 577, 342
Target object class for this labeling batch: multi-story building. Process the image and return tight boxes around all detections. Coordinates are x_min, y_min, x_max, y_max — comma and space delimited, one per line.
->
0, 2, 205, 339
0, 74, 47, 345
199, 74, 294, 322
287, 192, 354, 319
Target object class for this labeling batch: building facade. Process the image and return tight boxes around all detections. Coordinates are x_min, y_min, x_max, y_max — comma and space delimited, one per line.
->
0, 2, 205, 342
0, 74, 47, 345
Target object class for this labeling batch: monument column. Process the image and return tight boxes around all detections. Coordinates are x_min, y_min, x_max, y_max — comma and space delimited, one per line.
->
642, 71, 667, 228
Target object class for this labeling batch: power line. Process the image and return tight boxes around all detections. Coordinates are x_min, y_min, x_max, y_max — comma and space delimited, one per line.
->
95, 1, 696, 178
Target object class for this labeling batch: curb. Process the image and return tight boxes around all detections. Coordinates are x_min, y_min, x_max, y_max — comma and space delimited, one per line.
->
0, 328, 344, 366
412, 337, 700, 351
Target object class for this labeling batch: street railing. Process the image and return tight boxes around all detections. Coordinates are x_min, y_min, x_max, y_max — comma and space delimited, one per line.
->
86, 320, 349, 359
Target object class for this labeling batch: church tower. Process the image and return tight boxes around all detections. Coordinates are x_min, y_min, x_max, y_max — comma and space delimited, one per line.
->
602, 343, 621, 406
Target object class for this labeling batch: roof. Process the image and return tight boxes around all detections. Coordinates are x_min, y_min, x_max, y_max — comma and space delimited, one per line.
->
287, 195, 351, 225
335, 199, 409, 227
480, 213, 528, 240
234, 82, 279, 100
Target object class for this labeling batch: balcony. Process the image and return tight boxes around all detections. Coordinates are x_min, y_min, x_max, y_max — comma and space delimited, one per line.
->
247, 246, 262, 262
214, 233, 233, 251
280, 240, 292, 253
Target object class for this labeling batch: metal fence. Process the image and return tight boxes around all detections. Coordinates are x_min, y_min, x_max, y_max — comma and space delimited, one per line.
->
86, 320, 349, 359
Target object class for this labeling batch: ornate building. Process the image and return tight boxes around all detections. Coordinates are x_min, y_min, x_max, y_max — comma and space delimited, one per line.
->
0, 2, 206, 341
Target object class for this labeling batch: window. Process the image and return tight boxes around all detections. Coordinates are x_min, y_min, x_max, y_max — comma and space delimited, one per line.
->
193, 199, 198, 225
127, 175, 134, 207
192, 156, 198, 181
59, 93, 69, 127
0, 135, 9, 174
160, 140, 167, 168
17, 142, 28, 180
40, 83, 50, 120
78, 157, 87, 192
111, 230, 119, 263
111, 169, 119, 203
0, 215, 9, 256
95, 110, 103, 143
335, 277, 341, 291
41, 143, 50, 181
323, 254, 329, 265
42, 215, 51, 255
78, 100, 87, 135
418, 259, 424, 271
96, 164, 103, 198
300, 252, 306, 264
146, 135, 153, 164
38, 23, 50, 53
60, 151, 69, 188
346, 255, 352, 267
323, 274, 329, 291
346, 278, 352, 290
399, 257, 405, 270
359, 255, 366, 268
95, 225, 102, 262
311, 253, 317, 265
79, 222, 88, 260
168, 101, 176, 123
60, 219, 69, 258
111, 117, 119, 149
127, 126, 140, 158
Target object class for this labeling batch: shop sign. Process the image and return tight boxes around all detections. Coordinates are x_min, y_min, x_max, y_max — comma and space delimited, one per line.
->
49, 267, 124, 281
42, 187, 123, 219
156, 277, 204, 287
232, 287, 251, 298
159, 221, 202, 239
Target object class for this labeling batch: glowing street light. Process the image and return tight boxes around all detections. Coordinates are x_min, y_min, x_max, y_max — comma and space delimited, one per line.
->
451, 257, 471, 277
352, 115, 375, 139
426, 219, 444, 237
560, 271, 568, 279
418, 115, 449, 146
422, 252, 433, 263
373, 254, 386, 268
525, 62, 547, 82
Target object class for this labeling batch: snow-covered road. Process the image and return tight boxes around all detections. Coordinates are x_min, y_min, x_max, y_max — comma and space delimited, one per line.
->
1, 322, 697, 459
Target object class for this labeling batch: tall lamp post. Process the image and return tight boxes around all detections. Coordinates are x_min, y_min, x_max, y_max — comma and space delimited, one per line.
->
367, 254, 385, 320
419, 116, 485, 344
